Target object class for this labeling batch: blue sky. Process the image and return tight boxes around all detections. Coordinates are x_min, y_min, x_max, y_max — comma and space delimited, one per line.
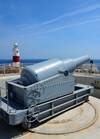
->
0, 0, 100, 59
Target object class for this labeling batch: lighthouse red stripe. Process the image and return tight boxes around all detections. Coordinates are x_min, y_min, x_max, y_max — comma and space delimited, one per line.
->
13, 56, 20, 62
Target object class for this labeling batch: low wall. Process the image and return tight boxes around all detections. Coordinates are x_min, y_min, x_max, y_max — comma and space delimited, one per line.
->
74, 74, 100, 99
0, 75, 20, 88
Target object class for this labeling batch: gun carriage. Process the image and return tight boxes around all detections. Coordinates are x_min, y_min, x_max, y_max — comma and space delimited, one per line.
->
0, 55, 94, 129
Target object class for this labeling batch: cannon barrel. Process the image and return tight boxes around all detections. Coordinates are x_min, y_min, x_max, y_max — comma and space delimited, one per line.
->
20, 55, 90, 86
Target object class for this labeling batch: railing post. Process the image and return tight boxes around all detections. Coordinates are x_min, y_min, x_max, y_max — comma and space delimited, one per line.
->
90, 63, 92, 75
90, 60, 93, 75
3, 63, 5, 76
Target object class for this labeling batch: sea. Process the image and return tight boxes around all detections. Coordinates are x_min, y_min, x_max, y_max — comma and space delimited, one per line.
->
0, 59, 100, 71
0, 59, 47, 64
0, 59, 47, 67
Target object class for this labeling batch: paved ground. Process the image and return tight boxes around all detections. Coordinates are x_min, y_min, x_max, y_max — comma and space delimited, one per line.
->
0, 96, 99, 139
0, 74, 100, 139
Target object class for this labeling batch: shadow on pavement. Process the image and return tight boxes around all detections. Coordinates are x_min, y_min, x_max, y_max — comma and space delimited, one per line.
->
0, 117, 26, 139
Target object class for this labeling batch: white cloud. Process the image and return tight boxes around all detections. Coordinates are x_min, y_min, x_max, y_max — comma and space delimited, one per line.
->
18, 4, 100, 30
12, 4, 100, 32
40, 4, 100, 26
45, 18, 100, 33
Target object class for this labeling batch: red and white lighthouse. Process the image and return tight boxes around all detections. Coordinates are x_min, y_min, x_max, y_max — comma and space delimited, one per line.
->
12, 42, 20, 67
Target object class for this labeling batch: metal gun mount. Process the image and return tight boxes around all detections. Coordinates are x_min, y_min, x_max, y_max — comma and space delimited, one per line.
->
0, 55, 94, 129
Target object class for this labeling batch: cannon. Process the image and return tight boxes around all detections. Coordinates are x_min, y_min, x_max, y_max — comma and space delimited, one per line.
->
19, 55, 90, 86
0, 55, 94, 129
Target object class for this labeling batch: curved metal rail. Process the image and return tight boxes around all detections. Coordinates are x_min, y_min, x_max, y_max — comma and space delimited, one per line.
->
28, 102, 98, 135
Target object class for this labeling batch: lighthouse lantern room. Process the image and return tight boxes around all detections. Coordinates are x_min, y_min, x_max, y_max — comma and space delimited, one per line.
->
12, 42, 20, 67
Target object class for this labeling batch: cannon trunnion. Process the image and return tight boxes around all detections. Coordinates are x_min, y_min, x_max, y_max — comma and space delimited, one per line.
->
0, 55, 94, 129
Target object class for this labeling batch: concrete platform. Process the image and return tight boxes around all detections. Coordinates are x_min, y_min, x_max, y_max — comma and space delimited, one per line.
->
0, 74, 100, 139
0, 75, 20, 88
0, 96, 100, 139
